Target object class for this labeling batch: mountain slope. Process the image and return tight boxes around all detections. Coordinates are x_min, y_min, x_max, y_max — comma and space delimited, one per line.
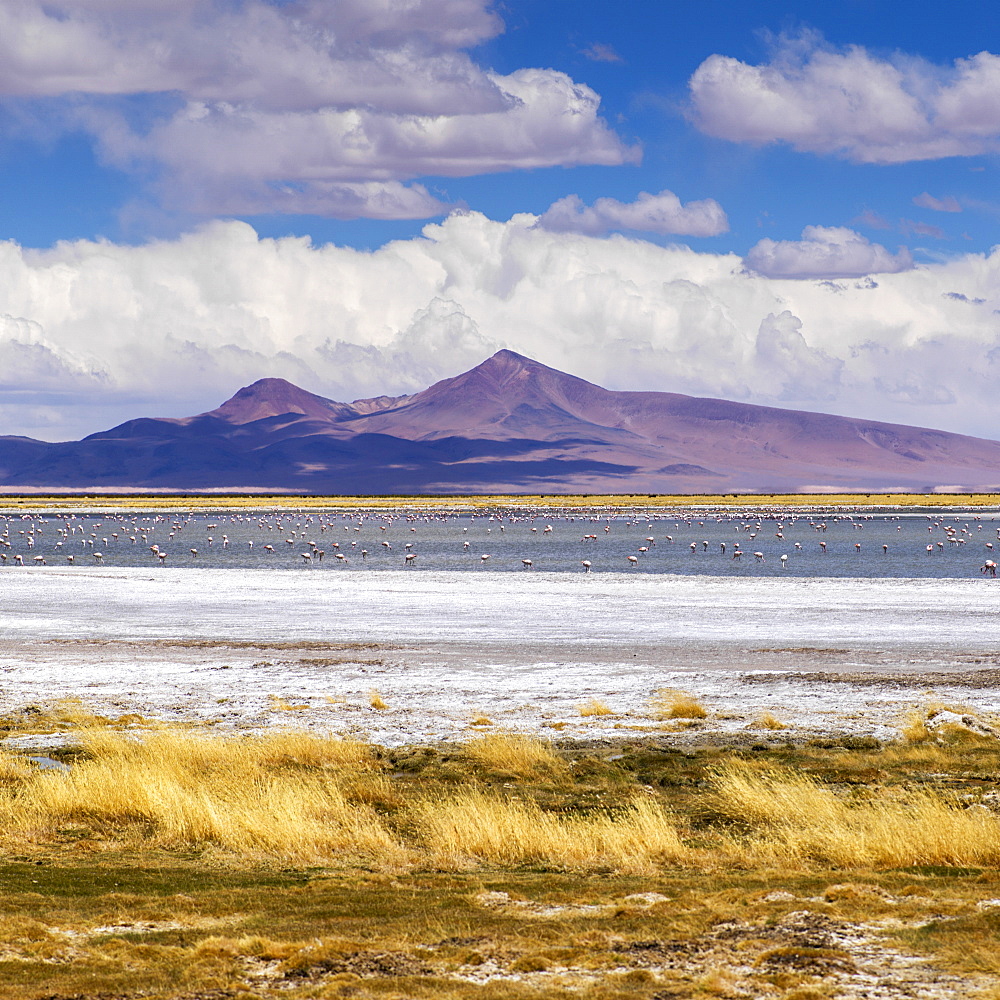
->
0, 350, 998, 492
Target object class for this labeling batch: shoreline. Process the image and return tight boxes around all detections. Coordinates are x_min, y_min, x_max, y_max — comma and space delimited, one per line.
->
0, 568, 996, 748
0, 492, 998, 513
2, 633, 997, 751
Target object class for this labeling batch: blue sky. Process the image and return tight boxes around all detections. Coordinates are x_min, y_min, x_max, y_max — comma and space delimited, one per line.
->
2, 0, 998, 256
1, 0, 1000, 445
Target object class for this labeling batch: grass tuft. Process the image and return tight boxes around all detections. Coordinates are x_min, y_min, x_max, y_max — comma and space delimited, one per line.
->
714, 761, 1000, 867
0, 729, 398, 862
462, 732, 569, 779
650, 688, 708, 720
578, 698, 614, 717
753, 712, 788, 731
416, 788, 689, 871
368, 690, 389, 711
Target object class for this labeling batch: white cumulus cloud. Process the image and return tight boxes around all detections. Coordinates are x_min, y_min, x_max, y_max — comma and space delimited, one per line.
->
1, 0, 637, 219
0, 214, 998, 442
536, 189, 728, 237
744, 226, 914, 279
688, 36, 1000, 163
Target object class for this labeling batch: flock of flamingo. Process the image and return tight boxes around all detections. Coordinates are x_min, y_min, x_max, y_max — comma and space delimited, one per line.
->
0, 508, 995, 577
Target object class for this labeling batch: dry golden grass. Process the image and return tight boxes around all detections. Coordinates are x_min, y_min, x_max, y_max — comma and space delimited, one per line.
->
577, 698, 613, 717
900, 708, 935, 743
753, 711, 788, 730
715, 761, 1000, 867
2, 716, 1000, 998
0, 729, 398, 862
899, 701, 997, 744
83, 727, 379, 771
4, 719, 1000, 878
268, 695, 310, 713
0, 697, 147, 733
368, 689, 389, 710
9, 491, 1000, 511
416, 788, 689, 871
461, 732, 569, 779
650, 688, 708, 720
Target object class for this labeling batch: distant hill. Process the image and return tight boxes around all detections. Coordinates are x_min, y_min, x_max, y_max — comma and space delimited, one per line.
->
0, 349, 998, 493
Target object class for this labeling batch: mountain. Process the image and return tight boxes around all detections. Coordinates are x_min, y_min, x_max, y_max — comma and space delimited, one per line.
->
0, 349, 999, 493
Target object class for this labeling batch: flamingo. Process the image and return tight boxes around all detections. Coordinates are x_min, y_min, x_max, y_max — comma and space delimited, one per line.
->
521, 558, 532, 569
627, 555, 638, 566
405, 553, 417, 566
581, 560, 592, 572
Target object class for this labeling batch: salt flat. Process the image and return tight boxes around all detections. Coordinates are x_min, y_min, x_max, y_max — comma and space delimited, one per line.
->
1, 568, 998, 745
3, 566, 999, 646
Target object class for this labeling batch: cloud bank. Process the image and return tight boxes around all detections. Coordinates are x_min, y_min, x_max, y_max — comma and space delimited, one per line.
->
3, 0, 636, 219
689, 36, 1000, 163
0, 214, 998, 442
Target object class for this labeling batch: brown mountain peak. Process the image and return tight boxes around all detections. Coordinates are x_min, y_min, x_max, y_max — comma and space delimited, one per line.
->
208, 378, 350, 424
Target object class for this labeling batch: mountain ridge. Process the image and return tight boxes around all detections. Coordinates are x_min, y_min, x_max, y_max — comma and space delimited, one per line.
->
3, 350, 1000, 493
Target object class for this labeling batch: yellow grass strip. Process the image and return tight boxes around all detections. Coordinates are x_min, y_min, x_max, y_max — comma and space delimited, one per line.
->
416, 789, 689, 871
715, 762, 1000, 867
3, 492, 1000, 512
0, 730, 398, 862
462, 733, 569, 778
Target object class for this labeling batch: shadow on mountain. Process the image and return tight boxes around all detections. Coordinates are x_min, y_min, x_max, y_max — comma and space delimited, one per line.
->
0, 429, 638, 491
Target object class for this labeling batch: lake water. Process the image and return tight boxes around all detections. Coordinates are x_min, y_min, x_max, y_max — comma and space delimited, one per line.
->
3, 507, 998, 578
